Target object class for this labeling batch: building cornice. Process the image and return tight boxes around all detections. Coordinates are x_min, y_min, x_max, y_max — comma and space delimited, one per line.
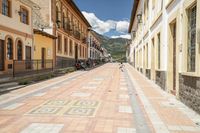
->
68, 0, 91, 28
34, 29, 57, 39
150, 11, 162, 31
128, 0, 140, 33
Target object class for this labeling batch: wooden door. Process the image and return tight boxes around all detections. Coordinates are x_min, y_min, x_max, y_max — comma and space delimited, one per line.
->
26, 46, 31, 60
151, 39, 155, 80
0, 40, 4, 71
41, 48, 46, 68
25, 46, 31, 69
75, 44, 78, 62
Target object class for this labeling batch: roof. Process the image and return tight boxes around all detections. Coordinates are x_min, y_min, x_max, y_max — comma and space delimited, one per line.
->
128, 0, 140, 33
69, 0, 92, 28
34, 29, 57, 39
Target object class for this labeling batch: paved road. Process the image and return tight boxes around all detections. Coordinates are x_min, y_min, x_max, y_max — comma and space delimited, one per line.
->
0, 63, 200, 133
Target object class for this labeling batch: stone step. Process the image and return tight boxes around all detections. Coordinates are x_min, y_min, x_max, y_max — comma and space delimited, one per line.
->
0, 82, 19, 89
0, 85, 26, 93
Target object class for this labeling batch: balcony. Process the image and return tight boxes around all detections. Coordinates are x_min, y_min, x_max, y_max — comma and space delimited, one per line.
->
63, 22, 73, 35
82, 37, 87, 44
74, 30, 81, 40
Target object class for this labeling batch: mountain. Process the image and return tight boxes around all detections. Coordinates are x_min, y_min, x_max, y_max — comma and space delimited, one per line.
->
95, 32, 130, 61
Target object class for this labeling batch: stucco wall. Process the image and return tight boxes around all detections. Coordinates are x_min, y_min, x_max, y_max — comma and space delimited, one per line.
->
33, 34, 53, 60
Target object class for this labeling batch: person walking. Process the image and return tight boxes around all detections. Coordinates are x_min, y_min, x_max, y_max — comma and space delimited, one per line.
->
119, 62, 125, 72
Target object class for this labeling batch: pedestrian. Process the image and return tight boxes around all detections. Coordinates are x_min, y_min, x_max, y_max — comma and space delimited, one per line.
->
119, 62, 125, 72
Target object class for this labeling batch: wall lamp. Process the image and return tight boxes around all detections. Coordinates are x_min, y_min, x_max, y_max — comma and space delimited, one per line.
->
137, 13, 142, 23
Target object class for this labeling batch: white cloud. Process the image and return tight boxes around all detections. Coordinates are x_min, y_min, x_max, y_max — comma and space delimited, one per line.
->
111, 34, 131, 39
82, 11, 129, 35
116, 21, 129, 33
82, 11, 116, 34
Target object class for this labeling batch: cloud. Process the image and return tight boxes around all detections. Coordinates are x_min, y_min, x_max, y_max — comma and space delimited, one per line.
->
111, 34, 131, 39
82, 11, 129, 35
116, 21, 129, 33
82, 11, 116, 34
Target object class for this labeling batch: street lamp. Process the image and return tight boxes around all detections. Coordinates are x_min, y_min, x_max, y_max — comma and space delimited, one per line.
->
131, 30, 136, 38
137, 13, 142, 23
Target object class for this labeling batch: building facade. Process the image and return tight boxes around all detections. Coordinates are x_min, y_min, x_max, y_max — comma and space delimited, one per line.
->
32, 0, 91, 68
0, 0, 34, 76
128, 0, 200, 113
88, 30, 102, 62
33, 29, 56, 70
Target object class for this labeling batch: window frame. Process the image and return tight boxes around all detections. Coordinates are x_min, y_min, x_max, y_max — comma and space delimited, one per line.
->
20, 6, 29, 25
17, 40, 23, 60
187, 4, 197, 72
157, 33, 161, 69
6, 37, 13, 60
69, 39, 73, 55
2, 0, 11, 17
64, 37, 68, 55
57, 34, 62, 53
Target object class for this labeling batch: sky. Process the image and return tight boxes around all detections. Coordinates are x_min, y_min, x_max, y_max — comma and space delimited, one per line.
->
74, 0, 134, 39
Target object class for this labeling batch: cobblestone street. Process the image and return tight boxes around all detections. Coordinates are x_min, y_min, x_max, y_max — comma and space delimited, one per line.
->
0, 63, 200, 133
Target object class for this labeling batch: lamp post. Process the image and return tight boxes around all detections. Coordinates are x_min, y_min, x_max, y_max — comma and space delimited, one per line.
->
131, 30, 136, 39
137, 13, 142, 23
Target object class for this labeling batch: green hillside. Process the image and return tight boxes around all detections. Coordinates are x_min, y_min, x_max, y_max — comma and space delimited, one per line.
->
95, 32, 130, 61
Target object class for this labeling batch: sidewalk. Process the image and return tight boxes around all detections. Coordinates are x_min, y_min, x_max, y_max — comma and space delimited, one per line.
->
0, 64, 136, 133
126, 64, 200, 133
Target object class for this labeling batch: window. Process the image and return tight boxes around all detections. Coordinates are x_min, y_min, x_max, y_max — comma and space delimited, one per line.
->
56, 5, 61, 28
157, 33, 161, 69
83, 47, 84, 58
20, 7, 29, 24
63, 12, 68, 30
17, 40, 23, 60
2, 0, 11, 17
146, 43, 148, 68
64, 38, 68, 54
62, 12, 65, 29
85, 48, 87, 58
187, 5, 196, 72
7, 38, 13, 60
69, 40, 73, 55
79, 45, 81, 57
57, 35, 62, 52
152, 0, 155, 9
144, 0, 149, 21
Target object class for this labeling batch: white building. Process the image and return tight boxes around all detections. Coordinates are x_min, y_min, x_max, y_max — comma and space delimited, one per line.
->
88, 30, 102, 61
128, 0, 200, 113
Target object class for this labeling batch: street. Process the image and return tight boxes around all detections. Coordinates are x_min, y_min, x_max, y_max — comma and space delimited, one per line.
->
0, 63, 200, 133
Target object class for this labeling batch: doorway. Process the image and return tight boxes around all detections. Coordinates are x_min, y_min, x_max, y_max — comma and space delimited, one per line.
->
133, 49, 135, 67
0, 40, 4, 71
172, 22, 177, 94
167, 21, 177, 95
25, 46, 31, 69
75, 44, 78, 62
143, 46, 146, 73
41, 48, 46, 68
151, 38, 155, 81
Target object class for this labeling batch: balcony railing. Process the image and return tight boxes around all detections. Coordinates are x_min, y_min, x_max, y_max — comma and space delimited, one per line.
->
63, 22, 73, 35
82, 37, 87, 44
74, 30, 81, 40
